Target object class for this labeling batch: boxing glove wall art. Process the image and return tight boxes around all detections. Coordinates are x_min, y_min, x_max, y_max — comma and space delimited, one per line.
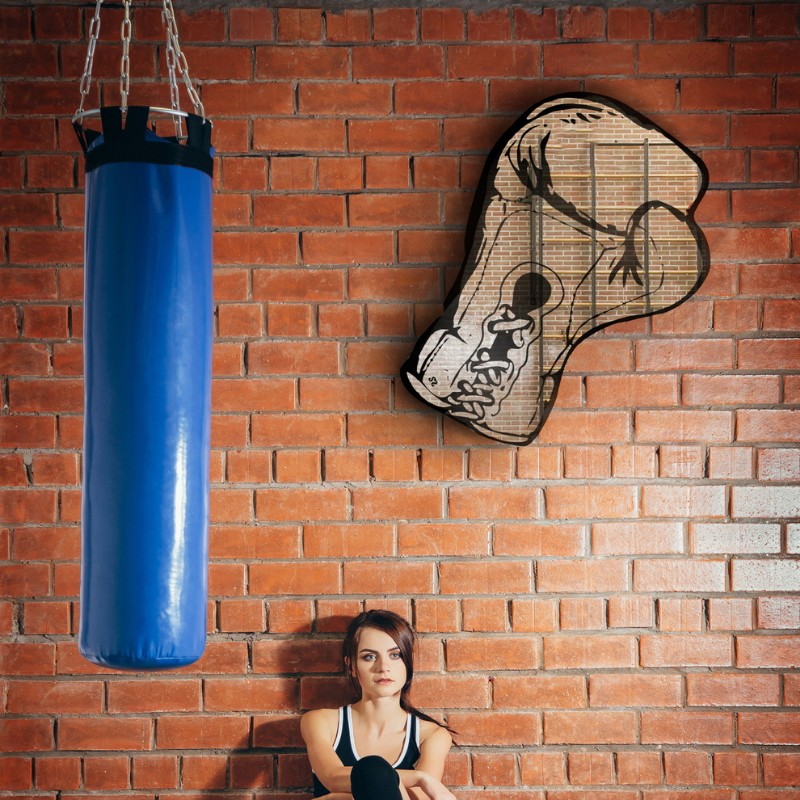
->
401, 94, 710, 445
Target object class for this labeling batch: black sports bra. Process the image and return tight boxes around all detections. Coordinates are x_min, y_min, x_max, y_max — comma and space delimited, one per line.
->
312, 706, 421, 797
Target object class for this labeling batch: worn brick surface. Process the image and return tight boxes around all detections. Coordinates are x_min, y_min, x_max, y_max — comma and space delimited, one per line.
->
1, 2, 798, 796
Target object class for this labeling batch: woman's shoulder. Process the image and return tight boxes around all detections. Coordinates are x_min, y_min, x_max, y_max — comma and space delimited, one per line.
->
300, 707, 341, 741
416, 716, 452, 747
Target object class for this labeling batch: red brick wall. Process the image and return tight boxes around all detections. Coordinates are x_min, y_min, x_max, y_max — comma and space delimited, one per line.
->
1, 2, 799, 797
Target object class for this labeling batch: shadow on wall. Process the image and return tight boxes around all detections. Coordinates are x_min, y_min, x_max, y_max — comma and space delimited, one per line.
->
211, 613, 354, 795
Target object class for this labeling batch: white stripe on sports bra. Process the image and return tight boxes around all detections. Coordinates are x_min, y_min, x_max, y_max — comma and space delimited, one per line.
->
346, 705, 412, 768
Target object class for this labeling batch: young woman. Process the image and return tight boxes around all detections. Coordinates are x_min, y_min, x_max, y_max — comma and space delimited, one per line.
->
301, 609, 457, 800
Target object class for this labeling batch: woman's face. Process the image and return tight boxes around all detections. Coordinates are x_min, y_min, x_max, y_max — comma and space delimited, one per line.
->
350, 626, 408, 698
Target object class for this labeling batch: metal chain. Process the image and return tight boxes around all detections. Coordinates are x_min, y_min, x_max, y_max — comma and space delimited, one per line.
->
76, 0, 104, 117
161, 0, 205, 119
119, 0, 132, 112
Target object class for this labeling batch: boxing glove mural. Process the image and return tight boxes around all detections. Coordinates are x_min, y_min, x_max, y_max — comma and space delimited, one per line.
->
401, 94, 710, 445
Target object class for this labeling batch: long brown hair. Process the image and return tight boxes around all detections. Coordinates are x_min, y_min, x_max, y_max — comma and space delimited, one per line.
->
343, 609, 455, 733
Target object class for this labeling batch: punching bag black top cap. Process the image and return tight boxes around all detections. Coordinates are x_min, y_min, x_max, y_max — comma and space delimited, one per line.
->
72, 0, 214, 671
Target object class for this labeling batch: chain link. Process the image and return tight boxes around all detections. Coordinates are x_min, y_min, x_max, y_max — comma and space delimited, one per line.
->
119, 0, 132, 112
162, 0, 205, 119
76, 0, 104, 117
74, 0, 206, 127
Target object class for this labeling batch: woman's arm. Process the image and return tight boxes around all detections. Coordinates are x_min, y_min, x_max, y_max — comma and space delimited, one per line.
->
397, 725, 456, 800
300, 710, 353, 795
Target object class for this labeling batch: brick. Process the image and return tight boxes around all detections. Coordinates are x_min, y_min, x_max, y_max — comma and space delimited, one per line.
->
450, 486, 542, 520
683, 374, 780, 407
269, 156, 315, 190
421, 8, 464, 41
0, 719, 52, 753
568, 751, 615, 785
7, 679, 101, 714
35, 756, 80, 790
219, 598, 265, 633
324, 9, 369, 42
608, 7, 651, 40
461, 596, 506, 631
732, 115, 800, 148
538, 411, 630, 444
562, 6, 606, 40
763, 299, 800, 333
396, 81, 486, 114
157, 715, 249, 749
510, 599, 558, 633
642, 711, 734, 745
683, 77, 771, 112
373, 8, 417, 41
739, 712, 800, 745
249, 560, 340, 595
737, 635, 800, 668
414, 598, 459, 633
709, 598, 755, 631
707, 3, 751, 38
586, 374, 678, 408
544, 710, 637, 745
130, 754, 178, 789
641, 634, 733, 667
107, 680, 201, 713
733, 485, 800, 521
466, 8, 511, 40
22, 600, 71, 634
446, 43, 539, 78
495, 523, 583, 557
544, 43, 634, 76
563, 446, 611, 479
520, 751, 567, 786
495, 675, 585, 709
440, 560, 532, 595
737, 410, 800, 445
635, 559, 727, 593
590, 674, 681, 708
592, 522, 683, 555
687, 673, 780, 707
664, 750, 712, 786
611, 445, 658, 478
545, 485, 637, 520
58, 718, 150, 751
349, 413, 437, 447
446, 635, 537, 670
204, 678, 296, 712
538, 558, 628, 593
617, 752, 663, 784
757, 597, 800, 629
471, 752, 516, 786
229, 7, 272, 40
691, 523, 780, 555
304, 524, 393, 558
273, 449, 321, 484
343, 560, 435, 595
258, 600, 309, 637
356, 46, 444, 79
83, 754, 130, 789
447, 711, 540, 745
739, 264, 800, 297
763, 754, 800, 787
214, 232, 297, 265
397, 523, 488, 556
558, 597, 604, 631
254, 118, 346, 154
658, 445, 703, 478
641, 485, 727, 519
653, 5, 702, 38
740, 340, 800, 372
714, 751, 759, 786
658, 598, 703, 635
608, 596, 655, 629
544, 635, 637, 670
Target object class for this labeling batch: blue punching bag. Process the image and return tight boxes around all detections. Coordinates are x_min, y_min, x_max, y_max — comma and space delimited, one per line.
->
75, 107, 213, 669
